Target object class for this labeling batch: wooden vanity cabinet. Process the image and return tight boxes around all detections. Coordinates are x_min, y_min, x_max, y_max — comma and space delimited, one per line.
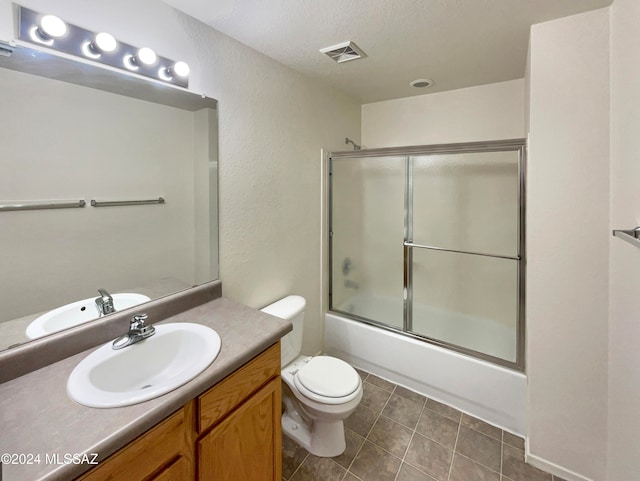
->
74, 405, 195, 481
75, 342, 281, 481
197, 343, 281, 481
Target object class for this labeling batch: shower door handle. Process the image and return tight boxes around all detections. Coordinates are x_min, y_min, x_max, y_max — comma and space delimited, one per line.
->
403, 241, 520, 261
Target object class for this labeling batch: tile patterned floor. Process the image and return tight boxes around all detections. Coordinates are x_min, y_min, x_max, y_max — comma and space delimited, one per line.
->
283, 369, 566, 481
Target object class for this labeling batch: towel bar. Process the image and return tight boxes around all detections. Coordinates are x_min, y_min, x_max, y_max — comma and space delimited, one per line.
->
90, 197, 165, 207
0, 200, 86, 211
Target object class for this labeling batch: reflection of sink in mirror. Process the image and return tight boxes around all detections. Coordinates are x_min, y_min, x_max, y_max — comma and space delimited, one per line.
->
25, 293, 151, 339
67, 322, 221, 408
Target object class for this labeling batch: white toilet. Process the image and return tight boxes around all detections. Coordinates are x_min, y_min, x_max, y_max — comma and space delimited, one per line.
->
261, 295, 363, 457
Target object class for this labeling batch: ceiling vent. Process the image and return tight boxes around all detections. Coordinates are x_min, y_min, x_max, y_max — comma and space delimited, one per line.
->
320, 41, 367, 64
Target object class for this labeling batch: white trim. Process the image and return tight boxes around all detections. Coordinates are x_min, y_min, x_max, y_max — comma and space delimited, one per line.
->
525, 451, 595, 481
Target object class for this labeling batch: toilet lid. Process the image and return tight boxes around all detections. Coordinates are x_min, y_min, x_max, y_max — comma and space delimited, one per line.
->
294, 356, 360, 398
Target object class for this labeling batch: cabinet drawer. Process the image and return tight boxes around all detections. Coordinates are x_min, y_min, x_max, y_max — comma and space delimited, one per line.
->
75, 407, 194, 481
198, 343, 280, 433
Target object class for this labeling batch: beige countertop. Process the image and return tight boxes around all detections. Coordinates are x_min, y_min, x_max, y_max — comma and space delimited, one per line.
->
0, 296, 291, 481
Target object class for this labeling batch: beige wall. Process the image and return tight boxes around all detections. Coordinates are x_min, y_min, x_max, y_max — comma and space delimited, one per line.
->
362, 79, 525, 148
527, 9, 610, 481
0, 0, 361, 355
608, 0, 640, 479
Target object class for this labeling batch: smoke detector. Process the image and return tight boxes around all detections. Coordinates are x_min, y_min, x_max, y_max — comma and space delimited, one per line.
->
320, 41, 367, 63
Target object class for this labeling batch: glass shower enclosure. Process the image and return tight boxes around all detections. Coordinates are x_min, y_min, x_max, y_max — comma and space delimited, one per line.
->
328, 139, 526, 370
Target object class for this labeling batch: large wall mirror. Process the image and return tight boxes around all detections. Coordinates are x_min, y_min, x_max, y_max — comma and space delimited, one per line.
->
0, 43, 219, 352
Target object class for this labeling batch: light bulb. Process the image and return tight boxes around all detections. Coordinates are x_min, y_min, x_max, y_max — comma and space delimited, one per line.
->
30, 14, 67, 45
94, 33, 117, 53
82, 33, 117, 59
159, 61, 190, 82
173, 61, 190, 77
137, 47, 157, 65
39, 15, 67, 38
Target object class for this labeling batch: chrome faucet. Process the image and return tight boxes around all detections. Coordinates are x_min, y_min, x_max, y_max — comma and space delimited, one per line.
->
95, 288, 115, 317
112, 313, 155, 350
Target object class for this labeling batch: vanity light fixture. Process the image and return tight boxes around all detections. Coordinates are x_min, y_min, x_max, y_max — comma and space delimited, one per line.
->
17, 6, 190, 88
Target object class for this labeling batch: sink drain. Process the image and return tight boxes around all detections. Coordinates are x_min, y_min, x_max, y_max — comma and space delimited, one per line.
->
140, 384, 152, 390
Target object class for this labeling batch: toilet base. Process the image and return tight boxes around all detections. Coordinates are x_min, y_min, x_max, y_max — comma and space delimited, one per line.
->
282, 411, 346, 457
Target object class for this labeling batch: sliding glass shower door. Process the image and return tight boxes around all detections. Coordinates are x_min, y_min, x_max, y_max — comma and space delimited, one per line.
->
329, 140, 526, 370
409, 151, 521, 363
330, 156, 406, 329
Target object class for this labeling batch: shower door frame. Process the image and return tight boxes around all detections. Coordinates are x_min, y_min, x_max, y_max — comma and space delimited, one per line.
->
328, 138, 527, 371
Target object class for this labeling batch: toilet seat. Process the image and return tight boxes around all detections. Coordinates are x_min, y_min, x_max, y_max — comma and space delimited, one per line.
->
293, 356, 361, 405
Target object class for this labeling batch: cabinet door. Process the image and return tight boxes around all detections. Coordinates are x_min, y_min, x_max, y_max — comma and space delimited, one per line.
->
198, 343, 280, 433
75, 406, 194, 481
198, 377, 282, 481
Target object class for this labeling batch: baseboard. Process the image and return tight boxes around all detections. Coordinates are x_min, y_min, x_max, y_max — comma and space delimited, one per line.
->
526, 451, 595, 481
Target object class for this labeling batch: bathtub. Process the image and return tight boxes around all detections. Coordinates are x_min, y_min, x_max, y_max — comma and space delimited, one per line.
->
324, 309, 527, 435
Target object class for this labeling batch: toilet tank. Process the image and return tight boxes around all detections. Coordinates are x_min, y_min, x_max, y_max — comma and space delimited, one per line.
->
260, 295, 306, 367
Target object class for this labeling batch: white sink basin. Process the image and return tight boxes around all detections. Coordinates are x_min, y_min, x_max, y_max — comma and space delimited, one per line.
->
25, 293, 151, 339
67, 322, 221, 408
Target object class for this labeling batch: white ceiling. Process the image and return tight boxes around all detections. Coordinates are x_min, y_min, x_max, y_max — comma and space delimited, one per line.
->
165, 0, 613, 103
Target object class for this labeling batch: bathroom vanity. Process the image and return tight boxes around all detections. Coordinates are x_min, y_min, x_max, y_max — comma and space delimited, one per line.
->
77, 343, 281, 481
0, 282, 291, 481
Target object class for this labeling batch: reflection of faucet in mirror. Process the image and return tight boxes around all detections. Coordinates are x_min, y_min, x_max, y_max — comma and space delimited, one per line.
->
95, 289, 115, 317
112, 313, 156, 350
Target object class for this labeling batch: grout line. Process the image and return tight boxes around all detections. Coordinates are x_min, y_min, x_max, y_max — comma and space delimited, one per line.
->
501, 429, 504, 478
453, 451, 502, 475
343, 370, 379, 478
446, 415, 462, 481
287, 451, 309, 481
392, 399, 423, 481
346, 383, 396, 480
394, 396, 441, 481
366, 383, 394, 438
344, 430, 367, 475
344, 440, 365, 478
338, 462, 351, 481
